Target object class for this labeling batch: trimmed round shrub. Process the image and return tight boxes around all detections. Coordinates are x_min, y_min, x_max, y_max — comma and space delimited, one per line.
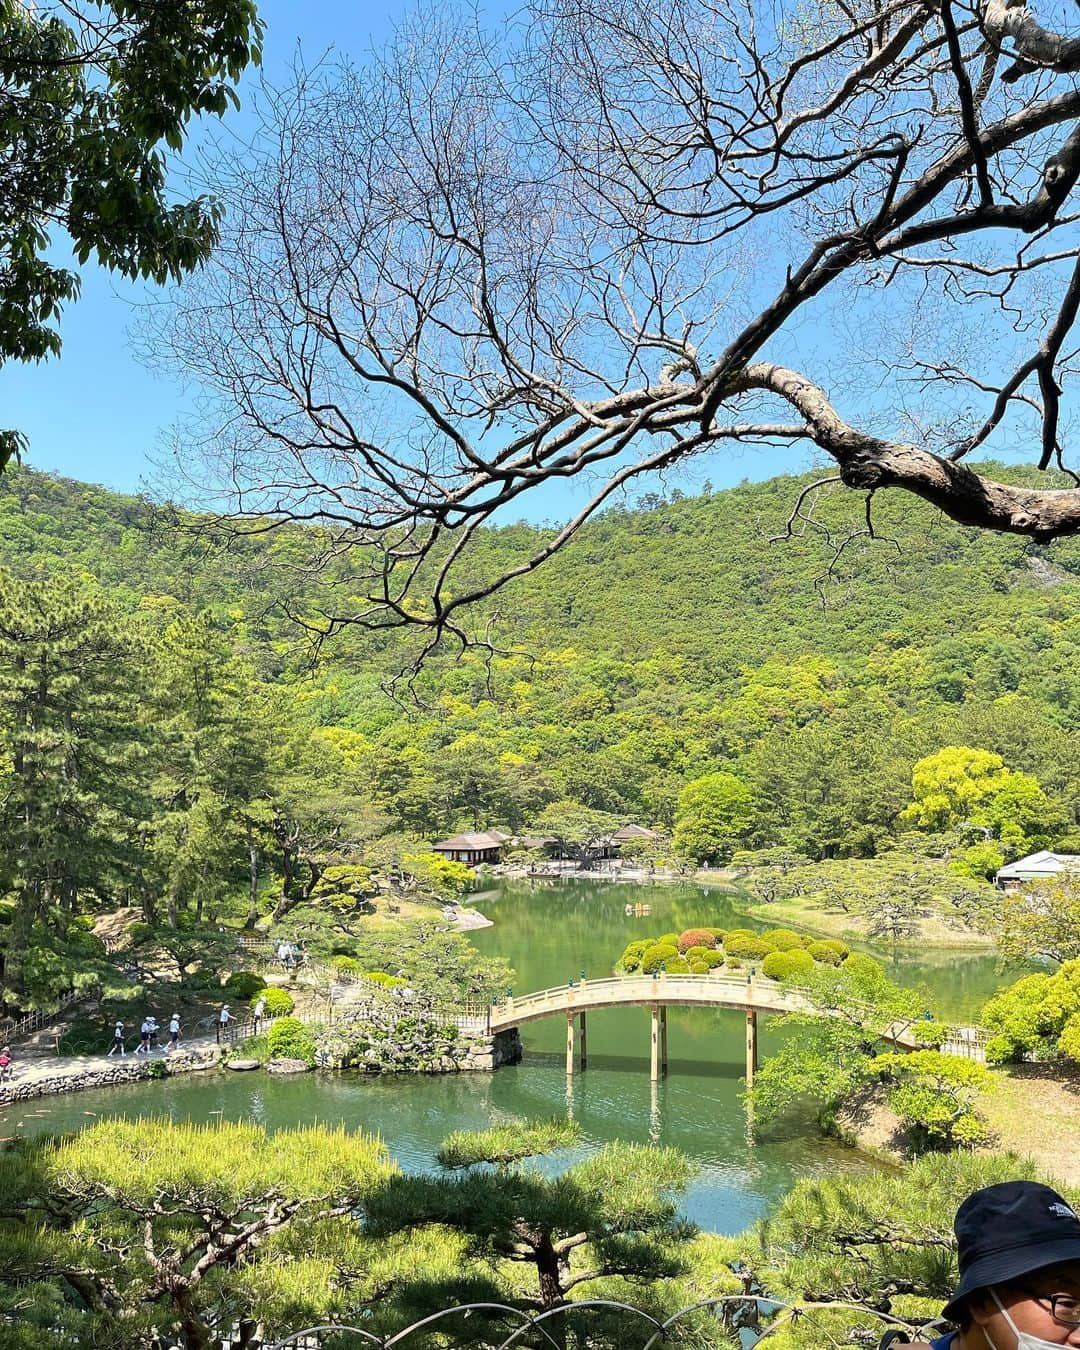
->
256, 987, 294, 1017
677, 928, 717, 953
266, 1016, 316, 1066
641, 943, 679, 974
684, 945, 712, 962
761, 928, 808, 952
819, 938, 850, 960
807, 940, 845, 966
700, 950, 726, 970
331, 955, 362, 973
620, 939, 652, 972
665, 956, 691, 974
760, 949, 816, 982
688, 959, 710, 974
723, 933, 772, 961
225, 971, 267, 1000
705, 928, 727, 940
658, 932, 678, 947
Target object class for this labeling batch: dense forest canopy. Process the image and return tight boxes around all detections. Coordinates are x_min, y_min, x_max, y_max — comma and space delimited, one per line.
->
3, 463, 1079, 904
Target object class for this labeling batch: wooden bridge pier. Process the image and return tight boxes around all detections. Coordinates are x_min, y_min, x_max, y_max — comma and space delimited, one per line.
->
485, 972, 968, 1089
746, 1008, 758, 1087
566, 1011, 589, 1075
650, 1004, 668, 1081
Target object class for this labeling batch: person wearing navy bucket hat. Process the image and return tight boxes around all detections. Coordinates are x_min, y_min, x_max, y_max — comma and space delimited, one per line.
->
880, 1181, 1080, 1349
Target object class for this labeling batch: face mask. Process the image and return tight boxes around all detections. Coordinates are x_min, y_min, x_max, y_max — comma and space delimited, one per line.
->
983, 1287, 1070, 1350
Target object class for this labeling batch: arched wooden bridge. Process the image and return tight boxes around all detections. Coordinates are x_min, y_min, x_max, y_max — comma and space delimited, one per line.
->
461, 973, 946, 1084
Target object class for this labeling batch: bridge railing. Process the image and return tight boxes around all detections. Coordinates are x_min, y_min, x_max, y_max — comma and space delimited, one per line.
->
484, 973, 986, 1058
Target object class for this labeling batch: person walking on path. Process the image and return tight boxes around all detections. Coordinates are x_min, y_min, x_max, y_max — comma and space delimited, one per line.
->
147, 1016, 160, 1052
216, 1004, 233, 1044
252, 995, 267, 1033
166, 1013, 181, 1053
135, 1018, 151, 1055
882, 1179, 1080, 1348
106, 1020, 126, 1056
0, 1046, 13, 1082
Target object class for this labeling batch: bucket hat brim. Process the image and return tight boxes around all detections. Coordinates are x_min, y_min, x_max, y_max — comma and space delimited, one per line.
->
943, 1238, 1080, 1322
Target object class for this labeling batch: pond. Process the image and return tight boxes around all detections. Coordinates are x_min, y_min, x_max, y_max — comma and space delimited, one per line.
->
0, 877, 1008, 1234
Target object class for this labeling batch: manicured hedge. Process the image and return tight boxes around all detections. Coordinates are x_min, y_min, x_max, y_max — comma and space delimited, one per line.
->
761, 949, 816, 981
620, 939, 652, 972
724, 933, 772, 960
761, 929, 808, 952
641, 943, 679, 974
677, 928, 717, 953
266, 1017, 316, 1066
330, 955, 362, 973
254, 986, 294, 1016
807, 940, 846, 966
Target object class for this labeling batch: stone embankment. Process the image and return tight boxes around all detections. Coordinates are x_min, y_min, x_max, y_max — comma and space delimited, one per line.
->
0, 1046, 220, 1107
0, 1013, 523, 1109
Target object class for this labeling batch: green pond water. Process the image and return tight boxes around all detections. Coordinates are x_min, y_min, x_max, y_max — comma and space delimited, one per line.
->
0, 879, 1010, 1234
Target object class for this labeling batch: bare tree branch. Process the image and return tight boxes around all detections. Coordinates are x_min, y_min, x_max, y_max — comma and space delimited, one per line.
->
147, 0, 1080, 656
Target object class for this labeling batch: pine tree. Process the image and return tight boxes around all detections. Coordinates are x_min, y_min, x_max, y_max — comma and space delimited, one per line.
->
0, 571, 147, 998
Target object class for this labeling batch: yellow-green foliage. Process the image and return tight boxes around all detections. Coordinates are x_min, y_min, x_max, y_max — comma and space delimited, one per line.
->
641, 942, 679, 973
806, 939, 847, 965
981, 963, 1080, 1064
256, 985, 294, 1016
47, 1118, 394, 1205
723, 932, 772, 960
760, 929, 808, 951
760, 948, 815, 982
266, 1016, 317, 1065
438, 1118, 581, 1168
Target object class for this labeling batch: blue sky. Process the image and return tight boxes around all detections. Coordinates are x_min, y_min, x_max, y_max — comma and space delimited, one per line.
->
0, 0, 820, 520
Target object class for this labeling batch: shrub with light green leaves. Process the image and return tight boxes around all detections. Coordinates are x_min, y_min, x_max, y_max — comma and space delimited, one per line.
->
760, 949, 815, 982
254, 986, 294, 1017
807, 939, 846, 965
619, 939, 652, 972
362, 971, 407, 989
981, 971, 1058, 1063
641, 943, 679, 974
266, 1017, 316, 1066
761, 929, 808, 951
723, 933, 772, 961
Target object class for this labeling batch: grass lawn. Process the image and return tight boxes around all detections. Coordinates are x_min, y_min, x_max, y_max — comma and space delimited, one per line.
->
744, 895, 994, 949
977, 1063, 1080, 1185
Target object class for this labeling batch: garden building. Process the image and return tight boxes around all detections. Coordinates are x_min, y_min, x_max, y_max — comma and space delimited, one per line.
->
995, 849, 1080, 890
431, 831, 509, 864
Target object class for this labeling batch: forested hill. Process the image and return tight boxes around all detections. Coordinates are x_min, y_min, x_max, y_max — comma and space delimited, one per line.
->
8, 462, 1080, 860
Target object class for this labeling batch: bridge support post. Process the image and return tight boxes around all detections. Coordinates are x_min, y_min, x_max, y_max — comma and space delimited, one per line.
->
745, 1008, 758, 1087
660, 1006, 668, 1076
651, 1004, 660, 1081
579, 1012, 587, 1070
566, 1013, 575, 1077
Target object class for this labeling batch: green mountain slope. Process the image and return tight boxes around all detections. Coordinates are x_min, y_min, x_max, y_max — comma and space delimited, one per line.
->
7, 463, 1080, 859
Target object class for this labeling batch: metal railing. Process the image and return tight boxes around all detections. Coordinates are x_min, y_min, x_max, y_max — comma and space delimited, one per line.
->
259, 1294, 946, 1349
